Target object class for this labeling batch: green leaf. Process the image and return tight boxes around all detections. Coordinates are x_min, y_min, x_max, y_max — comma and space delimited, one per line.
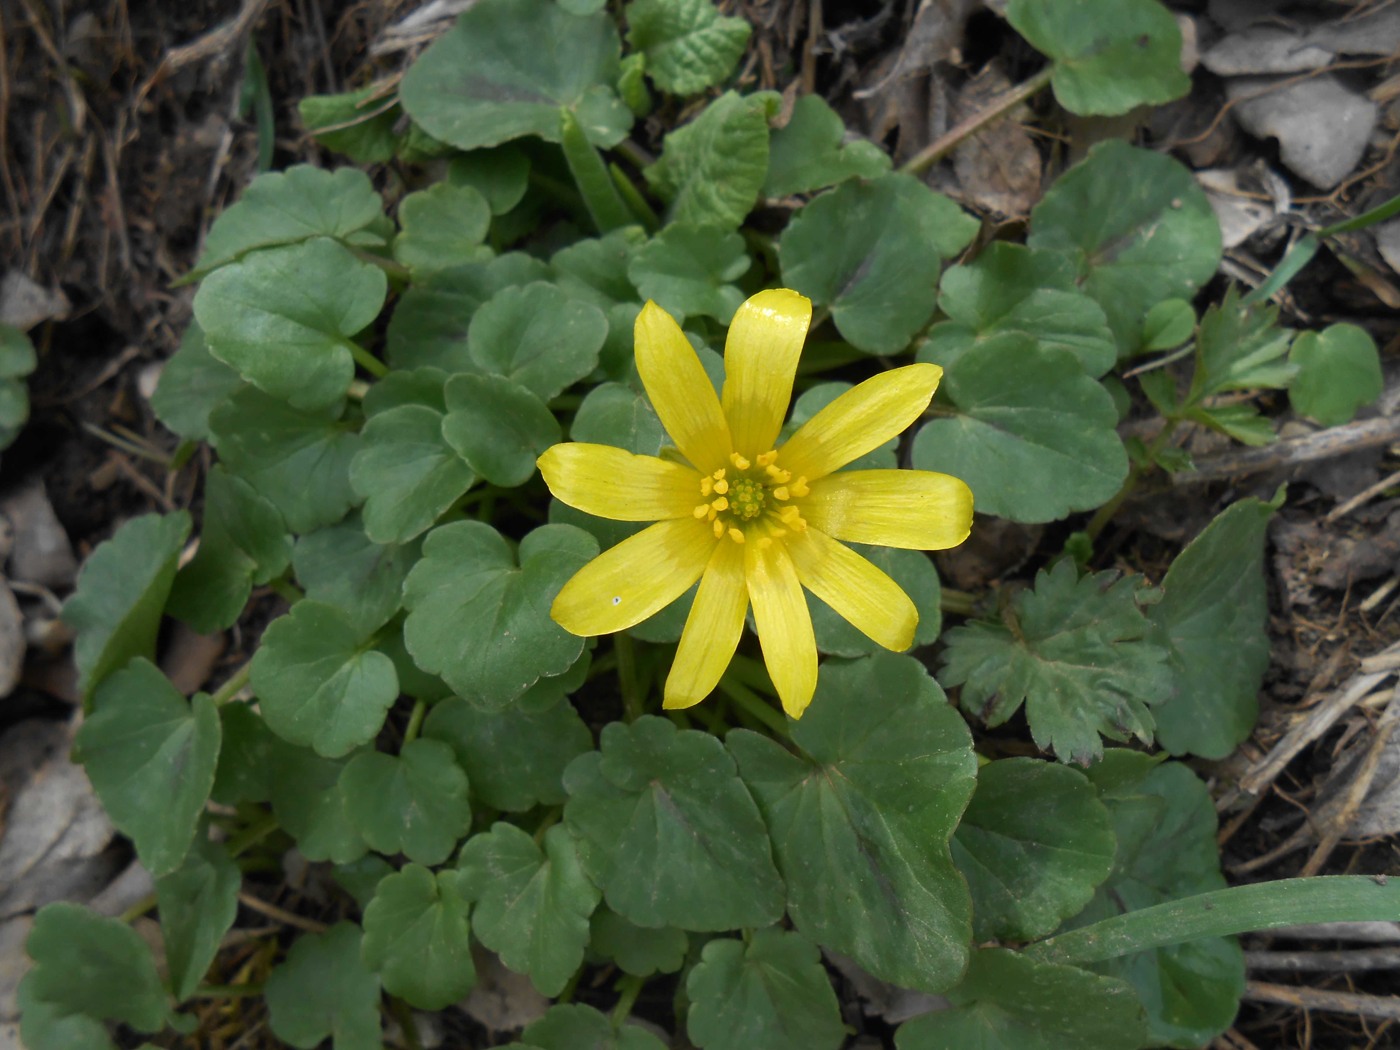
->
457, 823, 601, 996
73, 659, 219, 876
588, 906, 687, 976
211, 700, 276, 805
267, 743, 367, 864
1029, 140, 1221, 353
911, 335, 1128, 523
361, 863, 475, 1009
1007, 0, 1190, 116
1290, 322, 1382, 425
728, 653, 977, 992
386, 254, 550, 371
811, 545, 940, 657
895, 947, 1147, 1050
192, 164, 386, 276
1193, 289, 1295, 397
1064, 761, 1244, 1047
403, 522, 597, 707
940, 561, 1170, 764
951, 758, 1115, 941
333, 854, 395, 910
399, 0, 630, 150
20, 903, 173, 1034
468, 282, 608, 400
571, 381, 665, 453
645, 90, 771, 229
62, 511, 190, 703
0, 320, 37, 377
299, 85, 401, 163
441, 373, 561, 487
423, 692, 592, 811
764, 94, 890, 198
923, 242, 1117, 377
210, 386, 361, 534
350, 404, 476, 543
1188, 402, 1276, 447
156, 833, 242, 1000
393, 182, 493, 274
626, 0, 752, 96
18, 983, 116, 1050
194, 237, 387, 411
1148, 494, 1279, 759
551, 228, 647, 308
341, 738, 472, 865
362, 365, 449, 417
0, 325, 34, 447
563, 715, 784, 931
781, 174, 978, 354
448, 145, 532, 215
521, 1005, 668, 1050
167, 465, 292, 632
686, 929, 844, 1050
1141, 298, 1195, 351
627, 223, 748, 323
264, 922, 382, 1050
291, 514, 417, 635
251, 600, 398, 757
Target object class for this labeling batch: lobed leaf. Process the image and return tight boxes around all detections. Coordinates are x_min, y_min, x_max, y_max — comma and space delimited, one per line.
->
627, 0, 751, 96
340, 739, 472, 866
264, 922, 382, 1050
361, 863, 475, 1009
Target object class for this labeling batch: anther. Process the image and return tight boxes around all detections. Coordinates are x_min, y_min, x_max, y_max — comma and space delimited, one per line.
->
791, 477, 810, 497
700, 477, 713, 496
712, 468, 727, 481
713, 479, 729, 495
712, 519, 725, 538
765, 465, 791, 483
728, 527, 745, 544
757, 537, 773, 550
756, 450, 779, 467
711, 497, 729, 512
693, 505, 709, 519
772, 486, 790, 501
730, 453, 751, 470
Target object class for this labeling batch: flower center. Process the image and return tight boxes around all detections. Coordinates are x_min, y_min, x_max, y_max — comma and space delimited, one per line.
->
693, 450, 810, 546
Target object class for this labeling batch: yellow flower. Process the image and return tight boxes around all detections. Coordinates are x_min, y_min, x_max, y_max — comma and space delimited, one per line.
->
538, 289, 973, 718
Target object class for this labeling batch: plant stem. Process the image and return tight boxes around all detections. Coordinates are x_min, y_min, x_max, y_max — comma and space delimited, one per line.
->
611, 974, 646, 1027
226, 811, 279, 859
210, 663, 252, 706
268, 576, 304, 606
1083, 420, 1179, 541
616, 634, 643, 721
899, 66, 1053, 177
346, 339, 389, 379
401, 698, 427, 748
940, 587, 976, 617
720, 674, 788, 736
1026, 876, 1400, 967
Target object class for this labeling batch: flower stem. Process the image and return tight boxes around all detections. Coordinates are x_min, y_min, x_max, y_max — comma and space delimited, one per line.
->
346, 339, 389, 379
940, 587, 977, 617
210, 663, 252, 706
1083, 420, 1180, 541
226, 811, 279, 859
616, 634, 644, 722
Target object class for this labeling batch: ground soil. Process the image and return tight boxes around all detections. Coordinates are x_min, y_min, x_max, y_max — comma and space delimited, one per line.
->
3, 1, 1400, 1048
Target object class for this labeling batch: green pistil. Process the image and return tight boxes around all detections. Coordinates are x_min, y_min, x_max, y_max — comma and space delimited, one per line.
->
729, 477, 765, 520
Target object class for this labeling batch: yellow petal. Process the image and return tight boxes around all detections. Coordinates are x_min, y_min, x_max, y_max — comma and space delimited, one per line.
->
745, 538, 818, 719
804, 469, 973, 550
664, 541, 748, 709
538, 443, 700, 521
778, 363, 942, 480
787, 528, 917, 651
634, 301, 731, 475
551, 518, 714, 635
721, 289, 812, 457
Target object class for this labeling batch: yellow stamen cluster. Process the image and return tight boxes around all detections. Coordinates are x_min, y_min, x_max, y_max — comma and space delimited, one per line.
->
693, 450, 811, 546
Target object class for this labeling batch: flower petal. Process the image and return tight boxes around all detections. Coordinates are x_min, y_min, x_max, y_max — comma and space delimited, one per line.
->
551, 518, 714, 635
538, 443, 700, 521
804, 469, 973, 550
787, 528, 917, 652
721, 289, 812, 457
635, 301, 731, 475
778, 363, 942, 480
664, 541, 748, 709
746, 539, 818, 719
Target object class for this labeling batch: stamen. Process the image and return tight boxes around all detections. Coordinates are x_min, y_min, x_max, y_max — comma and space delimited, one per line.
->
772, 486, 789, 501
693, 505, 709, 519
757, 537, 773, 550
765, 465, 792, 483
712, 468, 726, 481
756, 450, 779, 467
712, 518, 725, 538
700, 477, 713, 496
713, 479, 729, 495
727, 527, 745, 544
711, 497, 729, 512
730, 453, 751, 470
791, 477, 810, 497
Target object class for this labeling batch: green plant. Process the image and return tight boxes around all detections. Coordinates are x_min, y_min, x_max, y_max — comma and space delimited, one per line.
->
29, 0, 1397, 1047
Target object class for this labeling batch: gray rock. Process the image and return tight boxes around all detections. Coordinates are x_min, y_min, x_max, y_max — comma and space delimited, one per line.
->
1229, 75, 1378, 189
